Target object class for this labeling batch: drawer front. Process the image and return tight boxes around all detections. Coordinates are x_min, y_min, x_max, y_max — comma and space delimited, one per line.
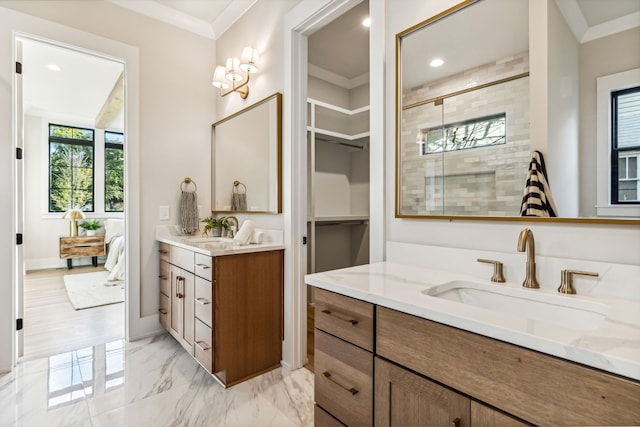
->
194, 318, 213, 373
194, 253, 213, 281
315, 288, 374, 351
158, 242, 170, 262
159, 292, 170, 330
315, 405, 346, 427
159, 260, 170, 296
170, 246, 194, 272
194, 276, 213, 327
315, 329, 373, 427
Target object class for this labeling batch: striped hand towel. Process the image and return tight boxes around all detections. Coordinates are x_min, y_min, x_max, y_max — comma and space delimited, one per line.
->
520, 150, 558, 217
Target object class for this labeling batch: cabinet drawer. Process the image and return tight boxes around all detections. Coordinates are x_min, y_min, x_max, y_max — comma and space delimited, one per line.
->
315, 405, 346, 427
170, 246, 194, 272
315, 329, 373, 427
315, 288, 374, 351
194, 276, 213, 327
194, 253, 213, 281
159, 260, 170, 296
194, 318, 213, 373
159, 292, 170, 330
158, 242, 170, 262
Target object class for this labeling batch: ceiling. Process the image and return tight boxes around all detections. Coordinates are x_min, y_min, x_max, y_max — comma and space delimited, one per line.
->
21, 0, 638, 126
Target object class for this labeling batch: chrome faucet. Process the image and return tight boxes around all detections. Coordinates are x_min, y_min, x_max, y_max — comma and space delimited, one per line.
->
223, 216, 239, 238
517, 228, 540, 288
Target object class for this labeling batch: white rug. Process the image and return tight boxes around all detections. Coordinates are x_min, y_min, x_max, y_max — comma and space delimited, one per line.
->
64, 270, 124, 310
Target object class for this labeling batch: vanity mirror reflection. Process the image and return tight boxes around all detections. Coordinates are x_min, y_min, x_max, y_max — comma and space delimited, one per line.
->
212, 93, 282, 213
396, 0, 640, 223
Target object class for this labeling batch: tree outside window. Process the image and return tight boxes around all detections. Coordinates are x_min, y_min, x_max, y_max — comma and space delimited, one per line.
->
105, 131, 124, 212
49, 124, 94, 212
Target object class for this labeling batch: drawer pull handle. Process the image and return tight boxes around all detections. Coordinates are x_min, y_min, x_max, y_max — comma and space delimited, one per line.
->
195, 298, 210, 305
195, 341, 211, 351
158, 308, 167, 314
195, 264, 211, 269
158, 275, 167, 280
321, 309, 358, 326
452, 417, 461, 427
322, 371, 358, 395
158, 250, 168, 255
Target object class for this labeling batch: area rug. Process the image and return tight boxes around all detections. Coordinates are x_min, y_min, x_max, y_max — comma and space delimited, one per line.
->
63, 270, 124, 310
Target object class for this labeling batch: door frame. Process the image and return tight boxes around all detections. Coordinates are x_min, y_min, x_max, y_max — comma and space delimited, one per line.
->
9, 26, 140, 368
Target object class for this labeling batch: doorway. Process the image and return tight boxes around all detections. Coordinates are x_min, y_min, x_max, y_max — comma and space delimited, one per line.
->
17, 36, 127, 360
304, 0, 371, 371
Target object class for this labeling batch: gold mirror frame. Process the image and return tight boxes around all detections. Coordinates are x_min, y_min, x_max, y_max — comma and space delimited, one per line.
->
212, 92, 282, 214
395, 0, 639, 225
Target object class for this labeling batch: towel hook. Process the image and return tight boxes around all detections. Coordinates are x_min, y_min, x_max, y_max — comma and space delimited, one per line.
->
180, 177, 198, 192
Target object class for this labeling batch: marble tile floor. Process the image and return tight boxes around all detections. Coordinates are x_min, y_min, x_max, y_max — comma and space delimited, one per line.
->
0, 333, 314, 427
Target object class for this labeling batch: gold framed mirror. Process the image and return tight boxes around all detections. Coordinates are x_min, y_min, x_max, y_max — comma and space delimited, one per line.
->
212, 92, 282, 214
395, 0, 640, 224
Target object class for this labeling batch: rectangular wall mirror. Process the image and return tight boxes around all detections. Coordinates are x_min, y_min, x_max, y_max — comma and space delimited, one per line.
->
212, 92, 282, 214
396, 0, 640, 223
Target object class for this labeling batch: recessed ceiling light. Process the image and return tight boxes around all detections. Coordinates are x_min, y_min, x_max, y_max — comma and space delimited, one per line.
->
362, 17, 371, 27
430, 58, 444, 68
47, 64, 61, 72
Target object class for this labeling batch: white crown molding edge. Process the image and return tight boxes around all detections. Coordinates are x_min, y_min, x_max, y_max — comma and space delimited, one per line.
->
554, 0, 587, 42
211, 0, 258, 40
581, 11, 640, 43
308, 63, 369, 90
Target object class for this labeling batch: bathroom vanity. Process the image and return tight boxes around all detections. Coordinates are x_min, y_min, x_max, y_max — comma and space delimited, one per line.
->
157, 229, 284, 387
306, 256, 640, 426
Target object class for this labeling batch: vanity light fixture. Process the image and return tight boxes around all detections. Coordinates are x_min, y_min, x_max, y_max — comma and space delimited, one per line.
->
212, 47, 259, 99
430, 58, 444, 67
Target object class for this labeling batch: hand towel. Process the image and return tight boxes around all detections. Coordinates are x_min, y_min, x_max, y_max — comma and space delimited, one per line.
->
251, 231, 264, 244
520, 150, 558, 217
180, 190, 199, 234
233, 220, 255, 246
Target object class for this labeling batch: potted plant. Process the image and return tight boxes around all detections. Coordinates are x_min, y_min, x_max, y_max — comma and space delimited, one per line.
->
78, 219, 101, 236
202, 216, 228, 237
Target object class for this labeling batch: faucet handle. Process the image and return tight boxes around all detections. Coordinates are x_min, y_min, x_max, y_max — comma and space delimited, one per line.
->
558, 269, 599, 294
477, 259, 506, 283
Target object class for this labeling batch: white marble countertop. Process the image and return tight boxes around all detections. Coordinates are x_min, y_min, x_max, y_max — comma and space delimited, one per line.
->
156, 226, 284, 256
305, 261, 640, 381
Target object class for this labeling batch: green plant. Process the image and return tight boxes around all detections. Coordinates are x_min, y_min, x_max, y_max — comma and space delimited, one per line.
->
201, 216, 228, 235
78, 219, 101, 230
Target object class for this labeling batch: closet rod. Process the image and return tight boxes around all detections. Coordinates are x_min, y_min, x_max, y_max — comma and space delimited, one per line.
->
316, 139, 366, 150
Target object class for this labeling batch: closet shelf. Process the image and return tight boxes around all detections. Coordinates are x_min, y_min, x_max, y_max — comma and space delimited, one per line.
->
309, 215, 369, 224
309, 127, 369, 150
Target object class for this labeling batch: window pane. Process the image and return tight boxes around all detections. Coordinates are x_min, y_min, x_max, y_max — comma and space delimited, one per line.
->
629, 156, 637, 179
619, 157, 627, 179
105, 131, 124, 212
618, 180, 638, 202
422, 113, 506, 154
49, 125, 94, 212
616, 89, 640, 149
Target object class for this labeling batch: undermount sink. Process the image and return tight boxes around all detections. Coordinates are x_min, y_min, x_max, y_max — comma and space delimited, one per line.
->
422, 280, 609, 330
183, 237, 231, 244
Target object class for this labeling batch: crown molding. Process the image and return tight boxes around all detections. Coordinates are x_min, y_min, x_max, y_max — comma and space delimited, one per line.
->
308, 63, 369, 89
211, 0, 258, 40
555, 0, 640, 44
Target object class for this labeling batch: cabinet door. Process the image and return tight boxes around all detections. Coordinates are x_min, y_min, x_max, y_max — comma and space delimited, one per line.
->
375, 357, 470, 427
169, 264, 194, 354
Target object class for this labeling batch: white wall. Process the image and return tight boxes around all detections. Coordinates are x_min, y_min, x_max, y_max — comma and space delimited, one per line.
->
386, 0, 640, 266
0, 1, 216, 371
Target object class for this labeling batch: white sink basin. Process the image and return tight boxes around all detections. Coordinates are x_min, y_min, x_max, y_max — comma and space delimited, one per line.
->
422, 280, 608, 330
183, 237, 231, 244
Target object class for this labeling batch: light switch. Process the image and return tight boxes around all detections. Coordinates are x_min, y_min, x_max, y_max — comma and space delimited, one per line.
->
159, 205, 170, 220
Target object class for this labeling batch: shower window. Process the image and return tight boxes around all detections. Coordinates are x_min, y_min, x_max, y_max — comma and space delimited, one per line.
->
419, 113, 506, 155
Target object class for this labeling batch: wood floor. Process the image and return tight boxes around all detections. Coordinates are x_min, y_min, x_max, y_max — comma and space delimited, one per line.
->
22, 266, 125, 360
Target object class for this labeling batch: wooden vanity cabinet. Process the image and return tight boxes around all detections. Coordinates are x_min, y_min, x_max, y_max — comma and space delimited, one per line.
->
376, 306, 640, 426
158, 243, 284, 387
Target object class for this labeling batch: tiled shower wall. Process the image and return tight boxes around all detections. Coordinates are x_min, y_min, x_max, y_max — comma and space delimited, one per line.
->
399, 52, 531, 216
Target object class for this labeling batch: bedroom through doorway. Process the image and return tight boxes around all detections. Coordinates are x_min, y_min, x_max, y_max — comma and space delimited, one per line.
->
18, 36, 127, 360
